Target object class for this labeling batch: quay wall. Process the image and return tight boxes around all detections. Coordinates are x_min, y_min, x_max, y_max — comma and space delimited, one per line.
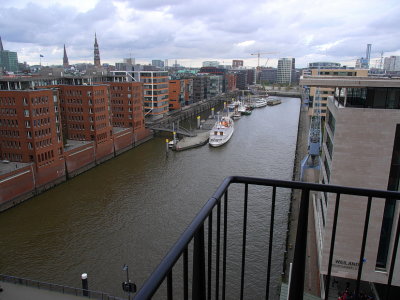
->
64, 143, 96, 178
0, 165, 35, 208
0, 131, 153, 212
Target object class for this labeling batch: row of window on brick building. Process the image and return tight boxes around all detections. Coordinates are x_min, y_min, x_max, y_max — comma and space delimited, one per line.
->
0, 96, 49, 106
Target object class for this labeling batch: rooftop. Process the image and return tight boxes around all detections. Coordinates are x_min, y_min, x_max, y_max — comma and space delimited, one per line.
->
300, 76, 400, 88
0, 160, 32, 175
64, 140, 93, 152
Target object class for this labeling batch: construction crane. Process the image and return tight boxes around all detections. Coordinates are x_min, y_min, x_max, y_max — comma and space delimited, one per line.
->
250, 51, 277, 68
300, 87, 322, 180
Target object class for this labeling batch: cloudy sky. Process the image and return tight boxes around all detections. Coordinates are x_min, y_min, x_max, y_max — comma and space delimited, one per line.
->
1, 0, 400, 68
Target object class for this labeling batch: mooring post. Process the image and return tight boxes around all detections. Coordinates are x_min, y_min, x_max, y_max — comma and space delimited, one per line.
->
81, 273, 89, 297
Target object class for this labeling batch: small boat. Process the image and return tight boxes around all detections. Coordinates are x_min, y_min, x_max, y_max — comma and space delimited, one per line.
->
232, 113, 241, 120
209, 116, 234, 147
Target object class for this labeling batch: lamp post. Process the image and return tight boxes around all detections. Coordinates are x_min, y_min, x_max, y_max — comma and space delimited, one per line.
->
122, 264, 136, 300
123, 264, 130, 300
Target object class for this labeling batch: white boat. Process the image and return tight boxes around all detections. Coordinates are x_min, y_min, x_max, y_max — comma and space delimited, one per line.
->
253, 98, 268, 108
209, 116, 234, 147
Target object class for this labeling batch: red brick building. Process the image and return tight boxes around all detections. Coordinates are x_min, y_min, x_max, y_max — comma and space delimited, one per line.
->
58, 84, 114, 162
0, 89, 65, 187
109, 82, 145, 131
225, 73, 237, 92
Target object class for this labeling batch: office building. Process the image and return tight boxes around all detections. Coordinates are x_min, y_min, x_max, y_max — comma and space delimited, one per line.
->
300, 76, 400, 293
277, 58, 294, 85
152, 60, 165, 68
259, 68, 277, 84
202, 61, 219, 67
208, 75, 223, 98
168, 79, 193, 110
193, 76, 210, 102
232, 60, 244, 68
384, 56, 400, 72
0, 37, 19, 73
306, 67, 368, 118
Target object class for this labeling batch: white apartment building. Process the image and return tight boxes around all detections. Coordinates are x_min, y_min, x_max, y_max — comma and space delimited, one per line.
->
277, 58, 294, 85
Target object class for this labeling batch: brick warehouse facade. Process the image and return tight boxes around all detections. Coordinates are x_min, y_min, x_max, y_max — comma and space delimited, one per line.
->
0, 83, 153, 211
0, 89, 65, 186
58, 84, 114, 163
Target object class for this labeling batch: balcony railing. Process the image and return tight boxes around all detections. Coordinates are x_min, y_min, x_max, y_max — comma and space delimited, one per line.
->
134, 176, 400, 300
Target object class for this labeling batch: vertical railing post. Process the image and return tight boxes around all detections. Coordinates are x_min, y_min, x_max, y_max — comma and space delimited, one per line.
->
385, 210, 400, 300
222, 191, 228, 300
288, 188, 310, 300
265, 186, 276, 300
324, 193, 341, 300
355, 196, 372, 299
193, 224, 206, 300
240, 184, 249, 300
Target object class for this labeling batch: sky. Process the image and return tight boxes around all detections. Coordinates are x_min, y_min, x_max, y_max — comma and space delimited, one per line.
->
1, 0, 400, 68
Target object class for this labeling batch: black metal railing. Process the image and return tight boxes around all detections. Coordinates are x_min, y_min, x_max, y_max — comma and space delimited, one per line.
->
134, 176, 400, 300
0, 274, 124, 300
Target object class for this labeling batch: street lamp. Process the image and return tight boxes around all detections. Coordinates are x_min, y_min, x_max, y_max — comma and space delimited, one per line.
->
122, 264, 136, 300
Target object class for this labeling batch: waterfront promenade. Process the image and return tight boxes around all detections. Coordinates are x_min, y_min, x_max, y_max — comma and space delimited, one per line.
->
0, 281, 89, 300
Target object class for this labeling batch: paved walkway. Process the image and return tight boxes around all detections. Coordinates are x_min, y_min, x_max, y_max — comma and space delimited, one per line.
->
0, 281, 88, 300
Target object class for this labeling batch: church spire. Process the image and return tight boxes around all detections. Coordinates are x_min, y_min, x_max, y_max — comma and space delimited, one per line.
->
63, 44, 69, 68
0, 36, 4, 51
94, 33, 101, 67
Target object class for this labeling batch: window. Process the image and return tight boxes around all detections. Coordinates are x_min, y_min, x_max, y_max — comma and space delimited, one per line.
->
24, 110, 29, 117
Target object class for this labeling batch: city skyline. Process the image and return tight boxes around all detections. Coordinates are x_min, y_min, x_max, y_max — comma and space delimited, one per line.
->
1, 0, 400, 68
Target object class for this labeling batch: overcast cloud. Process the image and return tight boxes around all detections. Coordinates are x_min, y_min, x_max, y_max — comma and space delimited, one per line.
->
1, 0, 399, 68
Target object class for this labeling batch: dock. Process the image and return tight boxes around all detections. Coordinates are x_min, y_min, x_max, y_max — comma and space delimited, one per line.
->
173, 116, 216, 151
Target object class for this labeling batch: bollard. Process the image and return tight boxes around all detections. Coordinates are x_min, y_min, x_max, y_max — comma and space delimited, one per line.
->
173, 131, 176, 145
166, 139, 169, 152
197, 116, 201, 129
81, 273, 89, 297
211, 107, 214, 118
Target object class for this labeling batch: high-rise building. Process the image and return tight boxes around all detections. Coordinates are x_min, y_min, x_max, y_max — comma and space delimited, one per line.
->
63, 44, 69, 68
300, 76, 400, 293
94, 33, 101, 67
152, 60, 165, 68
277, 58, 294, 85
232, 60, 244, 68
0, 36, 19, 73
383, 56, 400, 72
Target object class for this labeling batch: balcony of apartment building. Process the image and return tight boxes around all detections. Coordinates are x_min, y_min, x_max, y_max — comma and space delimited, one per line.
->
131, 177, 400, 300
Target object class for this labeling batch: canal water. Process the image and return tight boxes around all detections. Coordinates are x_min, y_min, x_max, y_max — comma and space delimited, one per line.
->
0, 97, 300, 299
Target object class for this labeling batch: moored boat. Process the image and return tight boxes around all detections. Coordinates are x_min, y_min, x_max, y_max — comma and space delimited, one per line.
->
209, 116, 234, 147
